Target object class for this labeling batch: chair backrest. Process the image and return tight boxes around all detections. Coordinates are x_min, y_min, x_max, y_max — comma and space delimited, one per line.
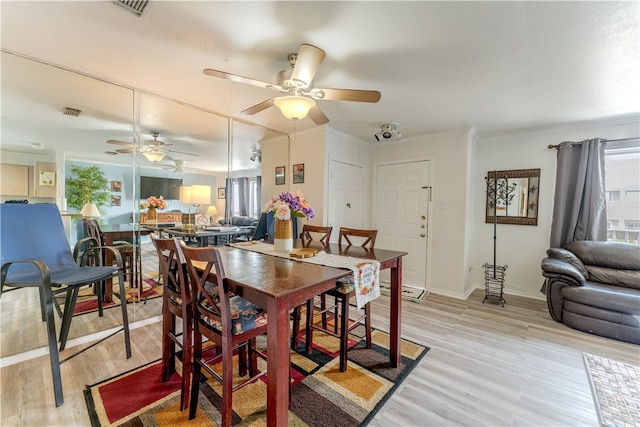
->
83, 218, 104, 246
251, 212, 269, 240
178, 241, 231, 336
150, 233, 192, 310
338, 227, 378, 249
300, 224, 332, 244
1, 204, 77, 280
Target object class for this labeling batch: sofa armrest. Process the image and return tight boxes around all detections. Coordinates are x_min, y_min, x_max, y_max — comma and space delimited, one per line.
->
546, 247, 589, 276
541, 257, 586, 286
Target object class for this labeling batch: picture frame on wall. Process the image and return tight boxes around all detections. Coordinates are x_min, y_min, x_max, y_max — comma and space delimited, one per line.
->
39, 171, 56, 186
110, 195, 121, 206
293, 163, 304, 184
275, 166, 285, 185
111, 180, 122, 192
217, 187, 226, 199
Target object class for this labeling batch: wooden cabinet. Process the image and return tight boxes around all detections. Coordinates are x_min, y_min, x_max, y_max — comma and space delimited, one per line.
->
140, 212, 192, 224
0, 164, 30, 196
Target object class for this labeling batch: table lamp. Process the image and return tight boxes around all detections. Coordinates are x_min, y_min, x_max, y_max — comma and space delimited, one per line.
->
191, 185, 211, 214
179, 185, 193, 230
206, 205, 218, 224
80, 202, 101, 217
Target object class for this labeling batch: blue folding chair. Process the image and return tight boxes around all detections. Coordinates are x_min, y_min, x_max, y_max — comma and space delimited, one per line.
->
0, 203, 131, 407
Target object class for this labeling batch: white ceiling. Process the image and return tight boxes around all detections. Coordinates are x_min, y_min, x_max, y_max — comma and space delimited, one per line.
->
1, 1, 639, 171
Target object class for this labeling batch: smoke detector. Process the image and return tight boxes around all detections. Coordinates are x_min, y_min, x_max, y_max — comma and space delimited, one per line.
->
374, 122, 402, 142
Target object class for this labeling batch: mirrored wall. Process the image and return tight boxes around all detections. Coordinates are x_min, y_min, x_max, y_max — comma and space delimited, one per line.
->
0, 50, 284, 358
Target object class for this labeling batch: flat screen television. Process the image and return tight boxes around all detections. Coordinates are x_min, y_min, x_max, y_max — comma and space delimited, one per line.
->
139, 176, 183, 200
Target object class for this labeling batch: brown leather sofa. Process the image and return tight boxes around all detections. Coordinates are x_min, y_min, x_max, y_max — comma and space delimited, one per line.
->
541, 240, 640, 344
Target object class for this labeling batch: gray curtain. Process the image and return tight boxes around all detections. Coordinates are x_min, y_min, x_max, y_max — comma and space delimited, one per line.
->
237, 177, 249, 216
549, 138, 607, 247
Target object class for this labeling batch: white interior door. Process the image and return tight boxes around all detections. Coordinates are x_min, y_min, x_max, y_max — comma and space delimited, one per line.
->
375, 160, 430, 291
328, 160, 364, 241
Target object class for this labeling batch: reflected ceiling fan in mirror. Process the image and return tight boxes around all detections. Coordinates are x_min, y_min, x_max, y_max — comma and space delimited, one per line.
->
107, 131, 199, 162
203, 43, 381, 124
160, 158, 186, 173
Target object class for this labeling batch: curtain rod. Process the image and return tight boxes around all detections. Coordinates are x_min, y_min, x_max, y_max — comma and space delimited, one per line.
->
547, 136, 639, 149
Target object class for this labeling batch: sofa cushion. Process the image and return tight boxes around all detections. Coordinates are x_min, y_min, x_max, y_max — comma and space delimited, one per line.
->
566, 241, 640, 270
561, 282, 640, 315
585, 266, 640, 290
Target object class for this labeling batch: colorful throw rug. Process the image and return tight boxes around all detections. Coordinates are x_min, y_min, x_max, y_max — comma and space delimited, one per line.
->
583, 353, 640, 427
85, 328, 429, 426
56, 276, 163, 316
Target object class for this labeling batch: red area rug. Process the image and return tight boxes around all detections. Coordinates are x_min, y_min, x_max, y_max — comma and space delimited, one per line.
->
85, 328, 428, 426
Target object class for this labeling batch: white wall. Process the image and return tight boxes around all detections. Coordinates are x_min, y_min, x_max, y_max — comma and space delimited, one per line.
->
470, 116, 640, 300
371, 128, 473, 298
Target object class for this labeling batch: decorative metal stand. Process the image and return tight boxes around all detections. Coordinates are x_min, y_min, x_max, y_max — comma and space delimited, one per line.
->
483, 171, 516, 306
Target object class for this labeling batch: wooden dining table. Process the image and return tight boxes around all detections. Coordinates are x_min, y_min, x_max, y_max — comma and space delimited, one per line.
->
207, 239, 407, 426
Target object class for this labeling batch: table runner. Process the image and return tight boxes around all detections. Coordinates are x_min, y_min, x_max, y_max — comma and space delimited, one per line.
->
230, 241, 380, 309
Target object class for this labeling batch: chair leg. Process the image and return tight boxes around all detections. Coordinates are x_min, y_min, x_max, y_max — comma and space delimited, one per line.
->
221, 341, 234, 427
364, 302, 372, 349
180, 311, 192, 412
339, 293, 349, 372
320, 294, 329, 329
291, 306, 301, 350
42, 284, 64, 407
115, 269, 132, 358
189, 328, 203, 420
58, 287, 80, 351
161, 308, 175, 382
305, 298, 315, 355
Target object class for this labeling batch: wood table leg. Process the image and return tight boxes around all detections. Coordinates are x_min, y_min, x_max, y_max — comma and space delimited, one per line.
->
266, 296, 290, 426
103, 235, 114, 303
390, 257, 402, 368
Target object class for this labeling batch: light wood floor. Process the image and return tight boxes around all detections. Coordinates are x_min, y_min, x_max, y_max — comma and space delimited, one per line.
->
2, 268, 639, 425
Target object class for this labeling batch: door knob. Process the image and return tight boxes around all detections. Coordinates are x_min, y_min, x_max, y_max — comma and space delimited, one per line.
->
346, 203, 351, 208
420, 233, 426, 238
421, 215, 426, 220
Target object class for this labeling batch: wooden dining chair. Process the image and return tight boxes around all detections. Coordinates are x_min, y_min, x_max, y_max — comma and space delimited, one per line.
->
179, 241, 269, 426
291, 224, 334, 349
83, 218, 142, 289
150, 233, 194, 411
306, 227, 378, 372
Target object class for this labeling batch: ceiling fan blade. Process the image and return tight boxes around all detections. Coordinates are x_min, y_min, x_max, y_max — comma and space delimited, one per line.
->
116, 148, 135, 154
242, 98, 275, 115
107, 139, 134, 146
291, 44, 326, 87
317, 88, 381, 103
203, 68, 274, 90
308, 106, 330, 125
166, 148, 199, 157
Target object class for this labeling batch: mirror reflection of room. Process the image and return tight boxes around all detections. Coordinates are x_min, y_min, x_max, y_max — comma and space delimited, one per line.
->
485, 169, 540, 226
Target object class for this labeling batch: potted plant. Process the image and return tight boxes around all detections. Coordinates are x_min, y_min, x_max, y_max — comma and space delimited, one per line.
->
65, 164, 111, 215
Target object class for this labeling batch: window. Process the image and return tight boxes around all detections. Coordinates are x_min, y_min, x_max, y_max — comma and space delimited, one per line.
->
229, 177, 260, 218
605, 140, 640, 244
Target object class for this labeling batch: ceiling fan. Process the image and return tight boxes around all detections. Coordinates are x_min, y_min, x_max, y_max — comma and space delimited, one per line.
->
107, 131, 199, 162
203, 43, 381, 124
160, 159, 186, 173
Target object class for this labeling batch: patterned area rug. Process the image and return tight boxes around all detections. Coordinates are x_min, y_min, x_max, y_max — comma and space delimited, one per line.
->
55, 276, 163, 316
583, 353, 640, 427
84, 328, 428, 426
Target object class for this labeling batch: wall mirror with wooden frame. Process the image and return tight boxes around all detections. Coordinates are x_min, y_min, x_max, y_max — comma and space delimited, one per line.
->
485, 168, 540, 226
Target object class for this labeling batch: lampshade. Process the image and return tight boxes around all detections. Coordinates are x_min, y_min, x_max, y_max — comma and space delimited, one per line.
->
80, 202, 101, 217
274, 96, 315, 121
191, 185, 211, 204
142, 151, 166, 162
179, 185, 192, 203
206, 205, 218, 216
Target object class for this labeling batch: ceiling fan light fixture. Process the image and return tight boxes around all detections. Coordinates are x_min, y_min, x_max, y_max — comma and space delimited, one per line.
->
142, 151, 166, 162
274, 96, 315, 121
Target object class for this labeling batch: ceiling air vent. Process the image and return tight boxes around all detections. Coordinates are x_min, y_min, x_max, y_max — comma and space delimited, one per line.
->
62, 107, 81, 117
113, 0, 151, 17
